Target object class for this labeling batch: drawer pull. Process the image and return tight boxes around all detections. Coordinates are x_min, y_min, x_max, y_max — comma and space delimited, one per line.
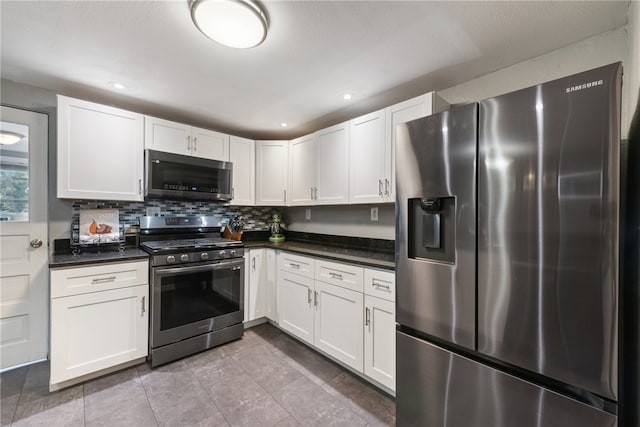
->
141, 296, 146, 317
289, 263, 300, 269
372, 280, 390, 290
92, 276, 116, 284
329, 272, 343, 280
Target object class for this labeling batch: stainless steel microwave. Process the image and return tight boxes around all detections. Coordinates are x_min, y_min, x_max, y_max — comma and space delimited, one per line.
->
145, 149, 233, 201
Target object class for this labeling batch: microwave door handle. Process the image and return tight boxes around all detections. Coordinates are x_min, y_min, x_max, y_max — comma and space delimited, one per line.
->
155, 260, 243, 276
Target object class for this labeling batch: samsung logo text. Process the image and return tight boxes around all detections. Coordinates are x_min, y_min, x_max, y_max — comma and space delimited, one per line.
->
566, 80, 603, 93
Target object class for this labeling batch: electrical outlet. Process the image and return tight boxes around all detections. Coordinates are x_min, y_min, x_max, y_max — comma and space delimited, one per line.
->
370, 207, 378, 221
305, 208, 311, 220
146, 207, 161, 216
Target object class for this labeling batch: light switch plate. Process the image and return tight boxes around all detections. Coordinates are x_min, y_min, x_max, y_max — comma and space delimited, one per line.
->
370, 207, 378, 221
305, 208, 311, 220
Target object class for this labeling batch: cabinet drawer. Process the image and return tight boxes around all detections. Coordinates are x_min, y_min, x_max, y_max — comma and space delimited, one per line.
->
315, 259, 363, 293
364, 268, 395, 302
51, 260, 149, 298
279, 253, 315, 278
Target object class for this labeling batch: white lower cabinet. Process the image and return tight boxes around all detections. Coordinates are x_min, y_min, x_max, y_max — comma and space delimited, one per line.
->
247, 249, 266, 320
364, 295, 395, 390
278, 271, 315, 345
276, 252, 396, 391
265, 249, 278, 322
50, 260, 149, 389
314, 280, 364, 371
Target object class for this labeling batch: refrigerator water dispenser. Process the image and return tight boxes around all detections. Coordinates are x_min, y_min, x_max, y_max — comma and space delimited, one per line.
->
408, 196, 455, 263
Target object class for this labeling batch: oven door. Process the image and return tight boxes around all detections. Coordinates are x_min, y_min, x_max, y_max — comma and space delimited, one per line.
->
150, 258, 244, 349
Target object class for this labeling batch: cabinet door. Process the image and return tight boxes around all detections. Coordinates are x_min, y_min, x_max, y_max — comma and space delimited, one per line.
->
255, 140, 289, 206
278, 271, 314, 345
265, 249, 278, 322
229, 136, 255, 206
144, 116, 191, 156
349, 109, 386, 204
314, 280, 364, 371
364, 295, 395, 390
192, 127, 230, 161
315, 122, 349, 205
57, 95, 144, 201
50, 284, 148, 385
248, 249, 266, 321
288, 134, 316, 206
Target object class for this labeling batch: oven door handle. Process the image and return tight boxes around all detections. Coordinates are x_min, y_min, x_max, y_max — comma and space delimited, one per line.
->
154, 260, 244, 275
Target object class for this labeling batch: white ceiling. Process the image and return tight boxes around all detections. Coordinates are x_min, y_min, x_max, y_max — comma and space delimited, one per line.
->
0, 1, 630, 139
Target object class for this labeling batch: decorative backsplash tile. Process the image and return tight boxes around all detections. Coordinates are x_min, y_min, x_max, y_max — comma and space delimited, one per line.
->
71, 200, 280, 231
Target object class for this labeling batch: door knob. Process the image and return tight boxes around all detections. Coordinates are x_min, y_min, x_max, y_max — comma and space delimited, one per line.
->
30, 239, 43, 248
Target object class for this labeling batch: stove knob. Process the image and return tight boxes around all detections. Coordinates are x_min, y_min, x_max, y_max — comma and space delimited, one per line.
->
201, 252, 210, 261
180, 254, 189, 262
219, 250, 226, 258
230, 250, 236, 257
166, 255, 176, 264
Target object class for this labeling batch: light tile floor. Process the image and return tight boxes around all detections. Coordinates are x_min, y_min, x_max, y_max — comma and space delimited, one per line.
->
1, 323, 395, 426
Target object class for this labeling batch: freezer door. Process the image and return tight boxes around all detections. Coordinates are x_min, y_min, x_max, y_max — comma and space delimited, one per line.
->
395, 103, 477, 349
396, 331, 617, 427
478, 63, 621, 400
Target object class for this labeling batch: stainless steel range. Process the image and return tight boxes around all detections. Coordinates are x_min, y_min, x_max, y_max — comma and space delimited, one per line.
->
139, 215, 244, 367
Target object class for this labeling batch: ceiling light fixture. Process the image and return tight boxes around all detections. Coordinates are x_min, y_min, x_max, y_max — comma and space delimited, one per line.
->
280, 122, 288, 127
108, 81, 126, 90
343, 93, 352, 100
0, 131, 24, 145
191, 0, 268, 49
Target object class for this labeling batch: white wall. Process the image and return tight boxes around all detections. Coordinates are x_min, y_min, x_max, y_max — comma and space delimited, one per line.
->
627, 0, 640, 127
285, 205, 395, 240
439, 27, 632, 138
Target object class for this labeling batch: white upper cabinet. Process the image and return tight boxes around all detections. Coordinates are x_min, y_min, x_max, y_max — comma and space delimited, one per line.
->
315, 121, 349, 205
255, 140, 289, 206
386, 92, 449, 201
229, 136, 255, 206
288, 133, 316, 206
57, 95, 144, 201
349, 109, 387, 204
144, 116, 229, 161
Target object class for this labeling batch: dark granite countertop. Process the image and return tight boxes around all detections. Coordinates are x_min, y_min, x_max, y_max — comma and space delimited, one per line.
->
49, 248, 149, 269
244, 240, 395, 270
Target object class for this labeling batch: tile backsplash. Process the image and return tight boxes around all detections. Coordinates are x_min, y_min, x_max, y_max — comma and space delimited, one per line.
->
72, 200, 280, 231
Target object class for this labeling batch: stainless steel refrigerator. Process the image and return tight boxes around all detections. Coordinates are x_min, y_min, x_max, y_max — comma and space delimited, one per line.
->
395, 63, 636, 426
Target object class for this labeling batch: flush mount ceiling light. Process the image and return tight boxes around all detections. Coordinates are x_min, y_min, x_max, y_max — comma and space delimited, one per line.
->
191, 0, 268, 49
108, 81, 126, 90
0, 131, 25, 145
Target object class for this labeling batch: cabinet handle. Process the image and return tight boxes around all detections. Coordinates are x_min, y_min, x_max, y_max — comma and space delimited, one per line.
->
378, 179, 383, 196
252, 257, 256, 270
365, 307, 370, 327
141, 296, 146, 317
329, 272, 343, 280
284, 189, 287, 203
314, 187, 318, 200
373, 279, 390, 290
384, 178, 389, 196
193, 137, 198, 152
232, 188, 235, 199
310, 187, 314, 200
187, 135, 191, 150
92, 276, 116, 284
138, 179, 142, 195
314, 290, 318, 307
308, 288, 312, 304
289, 263, 300, 269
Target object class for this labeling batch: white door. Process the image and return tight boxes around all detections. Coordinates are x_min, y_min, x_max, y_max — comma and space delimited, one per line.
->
192, 127, 229, 161
265, 249, 277, 322
316, 122, 349, 205
288, 134, 316, 206
255, 140, 288, 206
0, 106, 48, 370
144, 116, 191, 155
349, 109, 386, 204
314, 280, 364, 371
278, 271, 314, 345
248, 249, 266, 320
364, 295, 396, 390
229, 136, 255, 206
